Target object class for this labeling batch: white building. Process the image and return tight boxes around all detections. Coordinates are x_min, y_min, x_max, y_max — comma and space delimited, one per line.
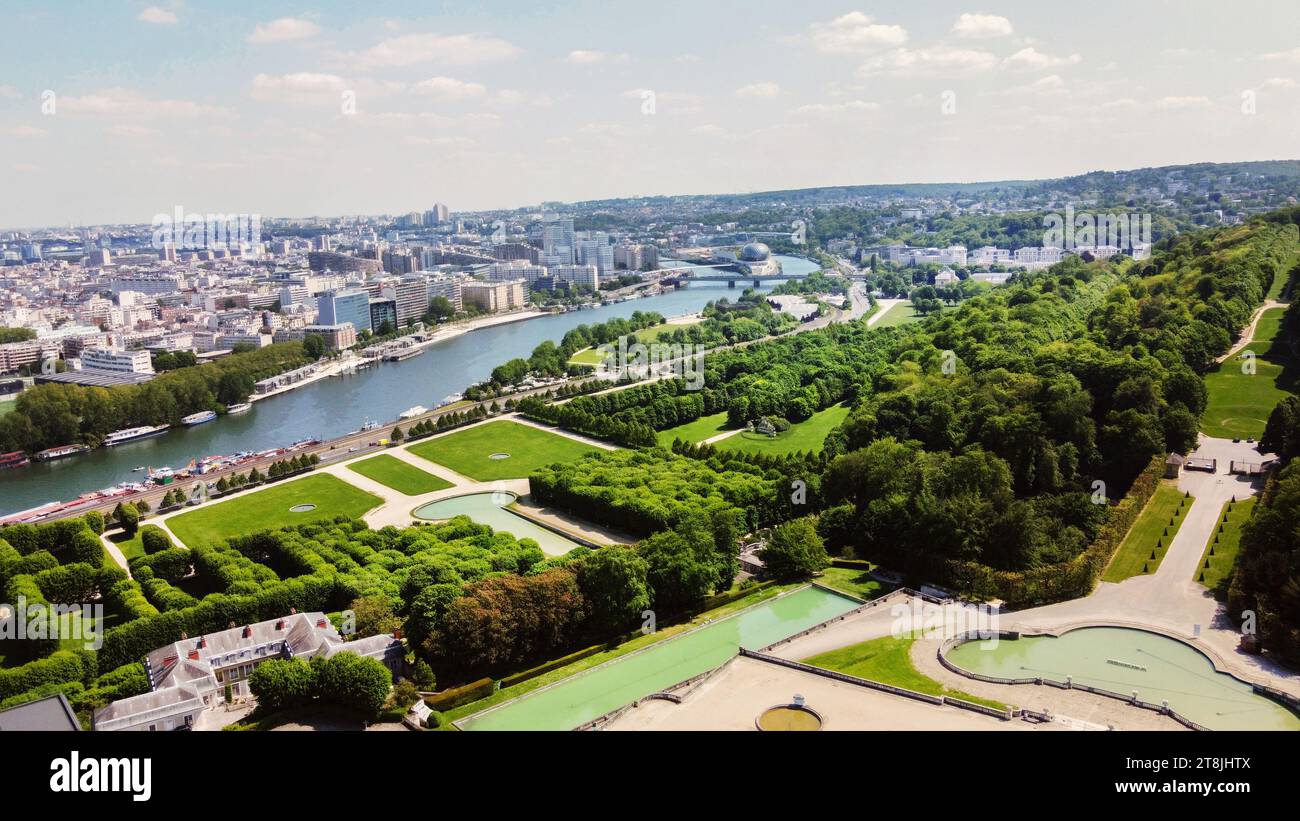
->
80, 347, 154, 375
92, 611, 403, 731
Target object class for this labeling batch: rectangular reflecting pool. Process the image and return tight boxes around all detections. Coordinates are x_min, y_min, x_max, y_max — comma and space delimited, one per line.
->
458, 585, 861, 731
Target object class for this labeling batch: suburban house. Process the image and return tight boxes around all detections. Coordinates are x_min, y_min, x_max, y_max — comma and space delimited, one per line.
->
92, 611, 404, 731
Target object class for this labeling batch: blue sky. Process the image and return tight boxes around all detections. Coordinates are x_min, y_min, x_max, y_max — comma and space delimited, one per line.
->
1, 0, 1298, 227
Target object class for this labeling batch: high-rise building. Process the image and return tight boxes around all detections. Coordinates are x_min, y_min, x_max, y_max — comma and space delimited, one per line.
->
316, 289, 371, 333
369, 298, 397, 332
307, 251, 383, 275
461, 279, 526, 313
541, 216, 575, 265
577, 235, 614, 278
426, 277, 463, 312
386, 276, 429, 327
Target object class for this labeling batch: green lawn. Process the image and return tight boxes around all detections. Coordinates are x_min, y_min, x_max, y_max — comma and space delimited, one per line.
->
713, 403, 851, 456
1102, 482, 1191, 583
347, 453, 452, 495
1195, 496, 1257, 597
167, 474, 382, 548
1201, 308, 1297, 439
802, 635, 1008, 711
816, 565, 886, 601
874, 301, 926, 328
568, 347, 609, 366
407, 420, 601, 481
633, 319, 701, 343
108, 530, 146, 562
0, 399, 14, 416
655, 411, 735, 447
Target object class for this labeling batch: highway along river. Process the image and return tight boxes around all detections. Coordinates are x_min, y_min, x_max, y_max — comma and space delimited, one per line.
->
0, 260, 815, 516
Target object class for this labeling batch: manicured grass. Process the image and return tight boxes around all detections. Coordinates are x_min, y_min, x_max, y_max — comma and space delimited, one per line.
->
108, 530, 146, 562
655, 411, 735, 447
1201, 308, 1297, 439
1102, 482, 1191, 583
0, 399, 14, 416
713, 403, 851, 456
632, 318, 701, 344
816, 566, 886, 601
407, 420, 601, 481
1195, 496, 1257, 598
442, 581, 804, 722
568, 347, 609, 366
802, 635, 1008, 711
874, 301, 926, 327
167, 474, 382, 548
347, 453, 453, 495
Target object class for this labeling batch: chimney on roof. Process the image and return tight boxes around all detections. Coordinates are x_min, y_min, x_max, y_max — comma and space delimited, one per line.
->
187, 650, 200, 660
242, 625, 253, 638
275, 619, 285, 630
392, 628, 402, 640
197, 636, 206, 648
316, 618, 327, 628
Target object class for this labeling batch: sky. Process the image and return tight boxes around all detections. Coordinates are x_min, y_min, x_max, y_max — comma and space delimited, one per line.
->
1, 0, 1298, 228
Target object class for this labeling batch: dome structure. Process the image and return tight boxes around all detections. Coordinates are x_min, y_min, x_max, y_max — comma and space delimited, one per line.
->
738, 242, 771, 262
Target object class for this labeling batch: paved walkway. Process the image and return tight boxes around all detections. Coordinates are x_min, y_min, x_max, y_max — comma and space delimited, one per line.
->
998, 434, 1300, 696
1215, 299, 1288, 363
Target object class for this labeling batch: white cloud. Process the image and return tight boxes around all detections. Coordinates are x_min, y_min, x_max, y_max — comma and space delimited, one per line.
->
1155, 95, 1212, 110
735, 82, 782, 99
60, 88, 229, 118
247, 18, 321, 45
1261, 47, 1300, 63
1002, 47, 1082, 71
809, 12, 907, 54
992, 74, 1067, 97
859, 46, 998, 77
105, 124, 156, 138
250, 73, 348, 105
413, 76, 487, 102
346, 33, 519, 70
1, 125, 46, 137
0, 85, 22, 99
794, 100, 881, 115
564, 50, 628, 65
1261, 77, 1297, 89
137, 6, 177, 25
401, 135, 475, 148
952, 13, 1013, 39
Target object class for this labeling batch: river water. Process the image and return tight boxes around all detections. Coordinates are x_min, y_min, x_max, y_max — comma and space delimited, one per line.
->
0, 256, 817, 515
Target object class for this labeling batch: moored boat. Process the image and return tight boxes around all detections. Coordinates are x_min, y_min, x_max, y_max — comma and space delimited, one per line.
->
102, 425, 169, 446
182, 410, 218, 426
226, 403, 252, 415
34, 444, 90, 461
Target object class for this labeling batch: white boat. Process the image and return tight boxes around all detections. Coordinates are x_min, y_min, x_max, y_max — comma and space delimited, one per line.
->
399, 406, 428, 420
359, 417, 380, 432
437, 394, 463, 407
227, 403, 252, 415
102, 425, 169, 446
182, 410, 218, 426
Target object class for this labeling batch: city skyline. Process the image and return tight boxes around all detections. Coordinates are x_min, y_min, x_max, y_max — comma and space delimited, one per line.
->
2, 0, 1299, 227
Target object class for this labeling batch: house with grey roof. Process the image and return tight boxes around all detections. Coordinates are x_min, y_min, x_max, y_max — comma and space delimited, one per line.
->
93, 611, 403, 731
0, 693, 81, 731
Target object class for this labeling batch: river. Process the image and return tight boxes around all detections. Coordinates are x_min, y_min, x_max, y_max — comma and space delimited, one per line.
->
0, 256, 818, 515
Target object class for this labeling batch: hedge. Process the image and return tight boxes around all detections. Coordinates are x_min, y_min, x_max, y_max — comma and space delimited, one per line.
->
423, 677, 495, 711
0, 650, 93, 701
927, 455, 1167, 607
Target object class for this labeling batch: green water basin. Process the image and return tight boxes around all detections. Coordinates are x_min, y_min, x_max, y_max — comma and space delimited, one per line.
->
413, 491, 583, 557
946, 626, 1300, 731
459, 585, 861, 731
